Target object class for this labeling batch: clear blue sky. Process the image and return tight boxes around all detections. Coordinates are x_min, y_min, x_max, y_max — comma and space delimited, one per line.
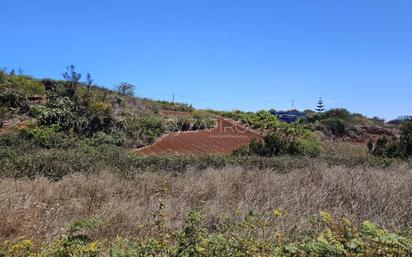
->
2, 0, 411, 120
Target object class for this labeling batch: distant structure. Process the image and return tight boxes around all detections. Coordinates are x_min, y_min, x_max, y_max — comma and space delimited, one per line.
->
270, 110, 306, 123
316, 97, 325, 112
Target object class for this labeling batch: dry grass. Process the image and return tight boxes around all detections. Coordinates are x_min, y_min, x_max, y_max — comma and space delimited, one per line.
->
1, 163, 412, 242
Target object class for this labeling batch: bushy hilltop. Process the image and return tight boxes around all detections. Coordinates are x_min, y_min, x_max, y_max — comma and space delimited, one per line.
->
0, 66, 411, 171
0, 66, 216, 147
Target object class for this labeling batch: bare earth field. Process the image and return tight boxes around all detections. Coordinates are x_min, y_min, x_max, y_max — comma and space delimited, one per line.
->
135, 118, 261, 155
1, 163, 411, 242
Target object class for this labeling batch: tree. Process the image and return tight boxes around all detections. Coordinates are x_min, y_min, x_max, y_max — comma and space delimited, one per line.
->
316, 97, 325, 113
85, 73, 93, 89
82, 73, 94, 106
116, 82, 135, 96
62, 65, 81, 97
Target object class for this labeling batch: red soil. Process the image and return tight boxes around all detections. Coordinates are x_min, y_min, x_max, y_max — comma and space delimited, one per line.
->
135, 118, 262, 156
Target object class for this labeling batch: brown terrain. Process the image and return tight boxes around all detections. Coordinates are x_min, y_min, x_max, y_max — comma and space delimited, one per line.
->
2, 165, 411, 240
135, 118, 261, 155
0, 118, 29, 135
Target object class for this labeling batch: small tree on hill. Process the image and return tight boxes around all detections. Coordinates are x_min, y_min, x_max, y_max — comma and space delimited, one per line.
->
62, 65, 81, 98
82, 73, 94, 106
316, 97, 325, 113
116, 82, 135, 96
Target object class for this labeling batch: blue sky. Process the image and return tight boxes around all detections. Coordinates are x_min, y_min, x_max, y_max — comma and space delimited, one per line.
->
2, 0, 411, 120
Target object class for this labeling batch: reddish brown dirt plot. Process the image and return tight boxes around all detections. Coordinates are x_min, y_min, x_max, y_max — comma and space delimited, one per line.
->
135, 118, 261, 155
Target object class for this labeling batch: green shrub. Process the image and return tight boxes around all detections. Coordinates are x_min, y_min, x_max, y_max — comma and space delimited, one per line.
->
369, 136, 403, 158
87, 131, 126, 147
234, 131, 322, 158
76, 108, 115, 136
261, 133, 289, 156
296, 137, 323, 157
0, 88, 29, 113
218, 110, 286, 130
20, 124, 69, 148
321, 117, 346, 137
125, 116, 164, 146
36, 96, 115, 135
29, 104, 47, 117
370, 121, 412, 159
34, 105, 76, 130
324, 108, 351, 120
400, 120, 412, 156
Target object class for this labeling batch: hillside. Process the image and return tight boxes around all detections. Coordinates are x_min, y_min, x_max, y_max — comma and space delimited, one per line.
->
0, 67, 410, 159
0, 67, 406, 147
2, 68, 412, 256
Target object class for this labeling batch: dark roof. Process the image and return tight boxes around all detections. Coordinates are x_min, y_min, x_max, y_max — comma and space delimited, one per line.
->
270, 111, 306, 123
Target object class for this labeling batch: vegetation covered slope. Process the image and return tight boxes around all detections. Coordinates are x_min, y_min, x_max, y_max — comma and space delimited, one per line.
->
1, 67, 412, 256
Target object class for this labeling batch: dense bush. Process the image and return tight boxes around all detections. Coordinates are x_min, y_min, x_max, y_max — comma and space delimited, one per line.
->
32, 102, 76, 130
32, 92, 115, 136
20, 124, 69, 148
324, 108, 351, 120
125, 116, 164, 146
321, 117, 346, 137
369, 121, 412, 159
219, 110, 286, 130
76, 106, 115, 136
0, 88, 29, 113
234, 132, 323, 158
368, 136, 402, 158
400, 120, 412, 156
87, 131, 126, 147
0, 131, 125, 179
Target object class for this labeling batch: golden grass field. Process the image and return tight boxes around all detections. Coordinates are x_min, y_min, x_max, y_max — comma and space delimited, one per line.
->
2, 162, 411, 242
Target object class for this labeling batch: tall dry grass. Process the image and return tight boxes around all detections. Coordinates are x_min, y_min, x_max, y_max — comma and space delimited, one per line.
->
1, 163, 412, 242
